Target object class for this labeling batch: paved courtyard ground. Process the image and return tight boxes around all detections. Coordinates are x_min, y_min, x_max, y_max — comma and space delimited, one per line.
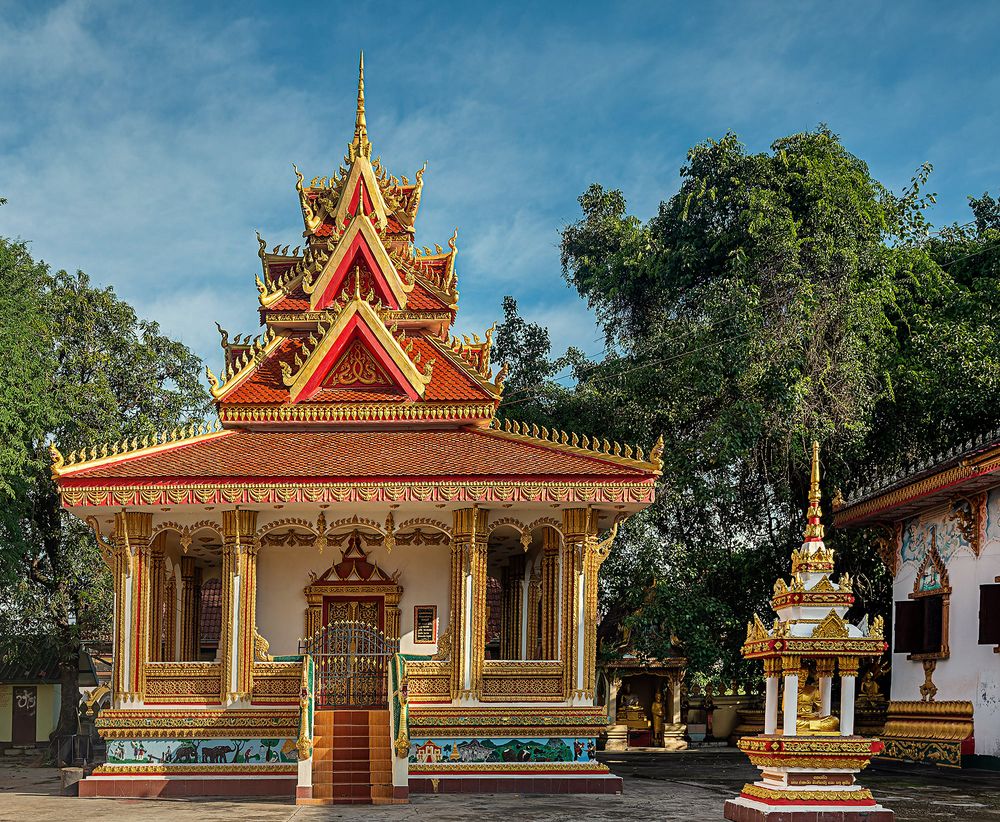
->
1, 749, 998, 821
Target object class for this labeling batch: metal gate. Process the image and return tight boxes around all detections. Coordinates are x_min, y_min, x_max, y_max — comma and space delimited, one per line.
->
299, 620, 399, 709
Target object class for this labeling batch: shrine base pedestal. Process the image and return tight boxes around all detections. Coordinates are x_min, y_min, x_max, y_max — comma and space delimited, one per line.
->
724, 796, 894, 821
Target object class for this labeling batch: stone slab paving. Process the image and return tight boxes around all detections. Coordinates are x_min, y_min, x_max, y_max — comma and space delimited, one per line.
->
1, 750, 999, 821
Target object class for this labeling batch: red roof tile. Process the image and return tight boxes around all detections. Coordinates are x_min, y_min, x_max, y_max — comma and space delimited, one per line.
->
220, 332, 494, 405
263, 279, 449, 314
60, 429, 656, 483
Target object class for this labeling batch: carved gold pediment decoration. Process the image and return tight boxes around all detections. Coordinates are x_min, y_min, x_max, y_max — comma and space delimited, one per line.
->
812, 610, 849, 639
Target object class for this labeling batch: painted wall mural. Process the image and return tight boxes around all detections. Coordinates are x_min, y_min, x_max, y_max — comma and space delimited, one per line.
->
901, 514, 965, 565
106, 737, 297, 765
408, 737, 597, 765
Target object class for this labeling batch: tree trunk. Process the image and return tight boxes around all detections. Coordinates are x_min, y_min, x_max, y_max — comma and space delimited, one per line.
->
49, 626, 81, 764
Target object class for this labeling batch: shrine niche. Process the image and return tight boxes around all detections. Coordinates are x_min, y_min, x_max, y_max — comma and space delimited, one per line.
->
304, 529, 402, 641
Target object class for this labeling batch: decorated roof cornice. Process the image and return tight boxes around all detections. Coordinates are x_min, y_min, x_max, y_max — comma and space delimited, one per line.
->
206, 326, 283, 400
49, 420, 226, 478
487, 418, 664, 474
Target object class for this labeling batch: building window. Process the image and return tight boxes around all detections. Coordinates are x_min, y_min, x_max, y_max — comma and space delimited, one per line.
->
895, 535, 951, 660
979, 582, 1000, 647
894, 594, 946, 656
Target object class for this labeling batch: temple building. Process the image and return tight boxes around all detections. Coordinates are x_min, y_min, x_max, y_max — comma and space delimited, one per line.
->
833, 435, 1000, 768
51, 56, 663, 803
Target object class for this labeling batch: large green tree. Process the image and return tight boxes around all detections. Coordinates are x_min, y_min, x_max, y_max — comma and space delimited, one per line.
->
496, 128, 1000, 685
0, 233, 211, 755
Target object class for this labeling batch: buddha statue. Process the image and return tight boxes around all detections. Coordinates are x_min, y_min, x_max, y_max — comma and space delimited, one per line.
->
791, 665, 839, 735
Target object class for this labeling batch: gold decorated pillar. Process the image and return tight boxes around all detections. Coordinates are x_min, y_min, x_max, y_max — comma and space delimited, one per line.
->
220, 509, 259, 703
111, 511, 153, 703
163, 573, 177, 662
561, 508, 600, 700
147, 532, 166, 662
539, 528, 561, 660
525, 567, 542, 659
500, 557, 524, 660
450, 507, 488, 700
179, 557, 201, 661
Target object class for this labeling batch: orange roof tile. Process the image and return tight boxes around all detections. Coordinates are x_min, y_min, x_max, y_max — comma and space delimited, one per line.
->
59, 428, 656, 484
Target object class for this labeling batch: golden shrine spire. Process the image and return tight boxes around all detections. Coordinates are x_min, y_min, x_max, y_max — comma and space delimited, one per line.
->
349, 51, 371, 161
803, 440, 824, 542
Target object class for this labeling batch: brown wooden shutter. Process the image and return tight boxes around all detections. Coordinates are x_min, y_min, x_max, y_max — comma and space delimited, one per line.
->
894, 599, 923, 654
979, 584, 1000, 645
922, 595, 944, 654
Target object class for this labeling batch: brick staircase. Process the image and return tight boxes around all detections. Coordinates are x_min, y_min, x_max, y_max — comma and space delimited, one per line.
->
308, 709, 396, 804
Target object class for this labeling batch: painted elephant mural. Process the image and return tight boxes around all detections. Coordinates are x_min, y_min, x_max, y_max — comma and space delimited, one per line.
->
201, 745, 235, 763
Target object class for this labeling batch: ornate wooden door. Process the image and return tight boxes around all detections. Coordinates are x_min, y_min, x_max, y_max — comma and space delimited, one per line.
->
12, 686, 37, 744
323, 595, 383, 631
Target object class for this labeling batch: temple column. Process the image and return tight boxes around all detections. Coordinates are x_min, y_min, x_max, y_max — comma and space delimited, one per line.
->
110, 511, 153, 704
781, 656, 800, 737
519, 561, 533, 659
179, 557, 201, 661
607, 676, 620, 724
562, 508, 599, 700
539, 528, 560, 660
669, 670, 683, 725
839, 657, 858, 737
450, 507, 488, 700
163, 572, 177, 662
220, 509, 259, 703
525, 566, 541, 660
817, 658, 834, 718
500, 557, 524, 659
147, 532, 166, 662
763, 658, 780, 735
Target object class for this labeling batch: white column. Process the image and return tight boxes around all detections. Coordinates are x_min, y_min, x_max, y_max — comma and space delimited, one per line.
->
840, 675, 856, 736
462, 570, 473, 692
670, 676, 682, 724
764, 676, 779, 735
608, 677, 620, 724
819, 676, 832, 716
782, 673, 799, 736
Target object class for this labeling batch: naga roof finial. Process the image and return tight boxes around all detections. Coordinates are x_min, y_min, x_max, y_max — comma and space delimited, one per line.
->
349, 50, 371, 161
804, 440, 824, 542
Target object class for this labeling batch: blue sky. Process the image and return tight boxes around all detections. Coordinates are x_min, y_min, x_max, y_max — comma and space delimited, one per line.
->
1, 1, 998, 369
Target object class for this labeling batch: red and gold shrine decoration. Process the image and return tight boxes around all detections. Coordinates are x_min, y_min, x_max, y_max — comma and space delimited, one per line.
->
724, 442, 895, 822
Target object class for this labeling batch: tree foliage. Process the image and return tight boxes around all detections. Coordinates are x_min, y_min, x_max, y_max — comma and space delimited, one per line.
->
0, 234, 211, 751
497, 128, 1000, 686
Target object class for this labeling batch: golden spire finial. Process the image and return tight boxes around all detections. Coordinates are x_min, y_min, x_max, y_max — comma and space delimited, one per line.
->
804, 439, 824, 542
349, 51, 371, 161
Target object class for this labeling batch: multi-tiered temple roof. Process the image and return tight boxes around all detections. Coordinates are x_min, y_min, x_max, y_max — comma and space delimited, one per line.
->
51, 55, 663, 509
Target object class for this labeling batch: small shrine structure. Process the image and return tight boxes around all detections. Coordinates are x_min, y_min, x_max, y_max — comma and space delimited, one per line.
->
51, 55, 663, 803
724, 443, 893, 822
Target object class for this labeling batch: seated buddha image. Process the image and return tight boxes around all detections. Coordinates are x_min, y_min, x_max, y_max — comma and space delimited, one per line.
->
789, 665, 839, 735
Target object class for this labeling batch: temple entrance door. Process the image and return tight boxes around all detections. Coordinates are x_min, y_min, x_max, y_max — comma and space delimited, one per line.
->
301, 620, 399, 709
322, 595, 383, 631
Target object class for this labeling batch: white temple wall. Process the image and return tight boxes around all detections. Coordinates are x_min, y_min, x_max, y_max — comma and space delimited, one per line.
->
890, 492, 1000, 757
255, 542, 451, 657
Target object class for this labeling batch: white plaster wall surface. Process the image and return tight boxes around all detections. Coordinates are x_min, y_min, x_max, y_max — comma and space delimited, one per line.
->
891, 491, 1000, 756
255, 542, 450, 657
